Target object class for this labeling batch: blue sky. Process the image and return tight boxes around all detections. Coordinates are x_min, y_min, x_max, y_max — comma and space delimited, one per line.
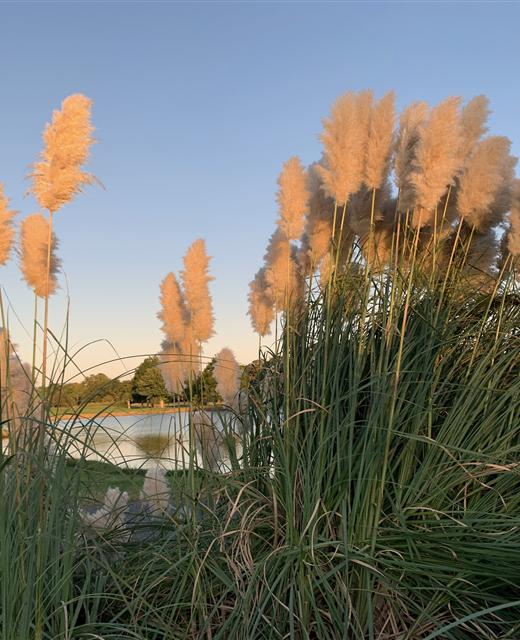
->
0, 1, 519, 379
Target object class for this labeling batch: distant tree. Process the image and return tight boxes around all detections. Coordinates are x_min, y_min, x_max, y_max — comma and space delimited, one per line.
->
186, 358, 220, 405
131, 356, 168, 407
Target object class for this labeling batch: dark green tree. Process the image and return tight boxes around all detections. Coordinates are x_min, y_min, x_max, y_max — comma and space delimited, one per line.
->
186, 358, 220, 405
131, 356, 169, 407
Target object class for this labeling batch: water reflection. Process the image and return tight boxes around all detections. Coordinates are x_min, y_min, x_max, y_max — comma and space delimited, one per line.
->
61, 411, 237, 470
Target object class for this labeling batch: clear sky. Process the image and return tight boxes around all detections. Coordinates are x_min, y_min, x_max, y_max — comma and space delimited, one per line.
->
0, 1, 519, 381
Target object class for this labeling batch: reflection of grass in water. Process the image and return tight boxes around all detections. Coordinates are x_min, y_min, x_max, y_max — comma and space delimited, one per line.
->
134, 434, 170, 458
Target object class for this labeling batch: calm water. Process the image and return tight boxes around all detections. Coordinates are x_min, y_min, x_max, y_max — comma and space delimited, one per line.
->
62, 411, 230, 470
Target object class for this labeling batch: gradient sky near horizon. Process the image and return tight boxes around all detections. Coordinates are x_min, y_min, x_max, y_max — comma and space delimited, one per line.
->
0, 1, 519, 381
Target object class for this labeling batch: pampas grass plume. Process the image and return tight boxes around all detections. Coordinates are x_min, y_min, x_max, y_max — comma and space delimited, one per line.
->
317, 90, 373, 204
30, 94, 95, 213
157, 272, 188, 344
214, 347, 241, 406
304, 164, 334, 265
264, 229, 302, 308
394, 101, 429, 210
457, 136, 512, 230
364, 91, 396, 190
248, 267, 274, 336
459, 95, 490, 160
507, 180, 520, 257
20, 213, 61, 298
141, 466, 169, 514
411, 96, 463, 218
0, 184, 16, 266
276, 156, 309, 240
181, 239, 215, 343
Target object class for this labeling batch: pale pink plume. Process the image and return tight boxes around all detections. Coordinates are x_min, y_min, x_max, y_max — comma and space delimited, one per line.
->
264, 229, 303, 308
457, 136, 514, 231
157, 272, 188, 344
459, 95, 490, 161
348, 181, 392, 238
19, 214, 61, 298
303, 164, 335, 266
394, 101, 429, 210
364, 91, 396, 190
276, 156, 309, 240
317, 90, 373, 205
507, 180, 520, 257
214, 347, 241, 406
248, 267, 274, 336
181, 239, 215, 343
29, 94, 95, 213
159, 340, 186, 395
0, 184, 16, 266
410, 96, 463, 222
141, 466, 169, 514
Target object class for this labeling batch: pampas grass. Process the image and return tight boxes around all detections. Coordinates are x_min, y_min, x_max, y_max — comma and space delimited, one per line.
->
248, 267, 274, 337
157, 272, 188, 344
29, 94, 95, 213
19, 214, 60, 298
508, 180, 520, 258
181, 239, 215, 344
141, 466, 169, 514
457, 136, 513, 230
214, 347, 241, 407
317, 90, 373, 205
364, 91, 395, 190
410, 96, 463, 223
264, 229, 302, 308
276, 156, 308, 241
0, 184, 16, 267
394, 101, 429, 211
459, 94, 490, 160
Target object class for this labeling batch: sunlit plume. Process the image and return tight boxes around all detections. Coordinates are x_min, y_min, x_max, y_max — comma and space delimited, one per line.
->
157, 272, 188, 344
317, 90, 373, 205
507, 180, 520, 258
248, 267, 274, 337
0, 184, 16, 267
364, 91, 396, 190
458, 95, 490, 161
159, 340, 186, 395
394, 101, 429, 211
276, 156, 309, 241
19, 214, 61, 298
214, 347, 241, 407
181, 239, 215, 343
457, 137, 514, 231
29, 94, 95, 213
303, 164, 335, 267
410, 96, 463, 225
264, 229, 303, 308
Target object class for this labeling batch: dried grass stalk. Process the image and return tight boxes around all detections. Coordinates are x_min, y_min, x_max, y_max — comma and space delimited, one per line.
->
276, 156, 308, 240
248, 267, 274, 336
0, 184, 16, 266
507, 180, 520, 257
264, 229, 303, 308
457, 136, 513, 230
141, 466, 170, 514
410, 96, 463, 221
19, 213, 61, 298
459, 95, 490, 161
394, 101, 429, 210
364, 91, 396, 190
317, 90, 373, 204
157, 272, 188, 344
181, 239, 215, 343
214, 347, 241, 406
30, 94, 95, 213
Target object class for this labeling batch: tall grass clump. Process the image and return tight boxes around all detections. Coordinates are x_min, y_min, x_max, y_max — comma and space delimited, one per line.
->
1, 88, 519, 639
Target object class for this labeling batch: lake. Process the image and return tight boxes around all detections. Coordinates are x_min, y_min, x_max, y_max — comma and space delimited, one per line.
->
61, 411, 236, 470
